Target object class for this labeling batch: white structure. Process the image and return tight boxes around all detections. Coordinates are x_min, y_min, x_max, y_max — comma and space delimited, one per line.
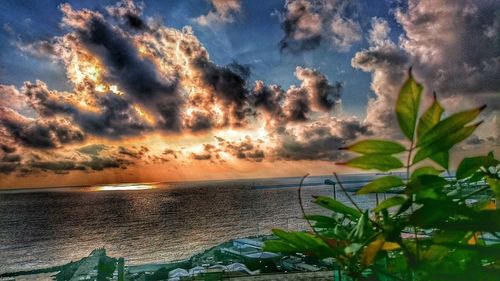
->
188, 266, 206, 276
226, 263, 259, 275
168, 268, 189, 281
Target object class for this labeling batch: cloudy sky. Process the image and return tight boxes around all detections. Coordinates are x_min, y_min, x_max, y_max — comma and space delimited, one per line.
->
0, 0, 498, 188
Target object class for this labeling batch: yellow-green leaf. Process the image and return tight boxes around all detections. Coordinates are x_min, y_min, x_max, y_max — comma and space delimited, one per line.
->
416, 92, 444, 140
341, 140, 406, 155
362, 236, 385, 266
339, 155, 403, 171
413, 123, 479, 164
396, 69, 423, 140
356, 176, 404, 194
417, 105, 485, 147
314, 195, 361, 218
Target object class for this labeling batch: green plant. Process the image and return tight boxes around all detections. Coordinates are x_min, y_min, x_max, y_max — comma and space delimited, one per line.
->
263, 69, 499, 280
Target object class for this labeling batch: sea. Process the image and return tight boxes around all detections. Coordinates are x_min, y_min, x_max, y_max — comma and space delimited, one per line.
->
0, 174, 384, 274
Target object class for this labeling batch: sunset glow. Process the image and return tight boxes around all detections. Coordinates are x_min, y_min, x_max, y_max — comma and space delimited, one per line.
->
0, 0, 498, 189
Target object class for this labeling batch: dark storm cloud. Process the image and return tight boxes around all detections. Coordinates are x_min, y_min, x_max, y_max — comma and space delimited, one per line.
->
61, 4, 183, 132
1, 144, 16, 154
184, 111, 213, 132
251, 66, 343, 123
249, 81, 284, 117
0, 143, 21, 174
396, 0, 500, 98
74, 94, 151, 138
280, 0, 361, 53
23, 81, 75, 116
280, 0, 323, 52
30, 160, 84, 173
282, 87, 310, 122
295, 66, 342, 112
216, 136, 265, 162
163, 149, 178, 159
190, 144, 221, 161
271, 117, 370, 161
192, 58, 251, 124
107, 0, 146, 30
118, 145, 149, 159
0, 107, 85, 148
23, 81, 151, 138
0, 163, 18, 174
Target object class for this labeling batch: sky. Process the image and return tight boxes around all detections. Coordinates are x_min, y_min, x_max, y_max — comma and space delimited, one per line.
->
0, 0, 498, 189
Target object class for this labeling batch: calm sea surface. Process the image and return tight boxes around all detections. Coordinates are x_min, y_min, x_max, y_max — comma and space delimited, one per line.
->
0, 174, 382, 273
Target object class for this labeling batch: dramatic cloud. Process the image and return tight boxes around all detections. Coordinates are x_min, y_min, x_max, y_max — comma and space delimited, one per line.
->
23, 80, 151, 138
396, 0, 500, 106
190, 144, 221, 161
0, 143, 21, 174
270, 116, 370, 161
0, 106, 85, 149
216, 136, 265, 162
280, 0, 361, 52
0, 143, 160, 175
249, 66, 344, 127
353, 0, 500, 137
352, 17, 409, 136
195, 0, 243, 26
60, 3, 183, 131
106, 0, 146, 30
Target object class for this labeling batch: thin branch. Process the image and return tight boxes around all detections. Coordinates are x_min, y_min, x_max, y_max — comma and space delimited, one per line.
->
333, 173, 362, 212
297, 173, 333, 245
406, 139, 420, 262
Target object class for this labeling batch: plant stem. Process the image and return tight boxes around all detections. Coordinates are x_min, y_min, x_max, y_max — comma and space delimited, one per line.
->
333, 173, 362, 212
297, 174, 335, 245
406, 141, 420, 263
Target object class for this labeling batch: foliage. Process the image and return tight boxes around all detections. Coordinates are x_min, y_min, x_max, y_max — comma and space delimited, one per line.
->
264, 69, 500, 280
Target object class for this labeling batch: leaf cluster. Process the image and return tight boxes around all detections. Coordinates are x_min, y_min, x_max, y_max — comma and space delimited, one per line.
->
264, 70, 500, 280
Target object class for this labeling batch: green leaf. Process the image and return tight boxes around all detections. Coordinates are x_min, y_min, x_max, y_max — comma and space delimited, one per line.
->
338, 155, 403, 171
430, 151, 449, 169
416, 92, 444, 140
456, 153, 499, 180
313, 196, 361, 219
373, 196, 407, 212
270, 229, 337, 258
356, 176, 404, 194
396, 69, 423, 140
272, 229, 303, 246
341, 140, 406, 155
352, 211, 369, 240
404, 174, 448, 194
413, 124, 479, 164
417, 105, 485, 147
305, 215, 338, 229
263, 240, 298, 253
411, 166, 443, 180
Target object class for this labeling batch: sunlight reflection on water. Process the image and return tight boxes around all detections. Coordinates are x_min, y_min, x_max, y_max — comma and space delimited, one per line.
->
94, 183, 156, 191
